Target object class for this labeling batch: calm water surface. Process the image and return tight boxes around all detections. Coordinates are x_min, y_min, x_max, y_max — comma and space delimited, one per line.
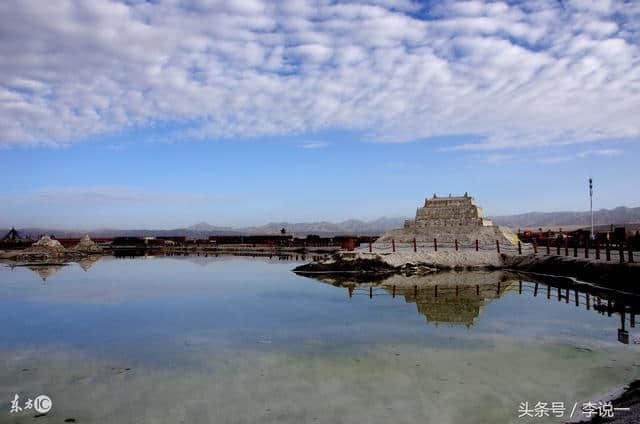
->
1, 256, 638, 424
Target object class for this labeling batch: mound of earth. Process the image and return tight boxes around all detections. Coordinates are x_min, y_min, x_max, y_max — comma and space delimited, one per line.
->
73, 235, 103, 254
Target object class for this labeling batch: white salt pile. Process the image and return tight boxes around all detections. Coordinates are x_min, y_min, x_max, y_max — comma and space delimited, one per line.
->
29, 235, 66, 253
74, 234, 103, 253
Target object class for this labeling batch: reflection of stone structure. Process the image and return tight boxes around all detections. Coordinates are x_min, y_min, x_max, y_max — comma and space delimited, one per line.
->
76, 256, 100, 272
306, 271, 516, 327
378, 193, 515, 244
398, 283, 514, 327
28, 265, 63, 281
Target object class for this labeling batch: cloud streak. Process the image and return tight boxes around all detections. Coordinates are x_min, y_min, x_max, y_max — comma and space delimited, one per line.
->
301, 142, 330, 149
0, 0, 639, 150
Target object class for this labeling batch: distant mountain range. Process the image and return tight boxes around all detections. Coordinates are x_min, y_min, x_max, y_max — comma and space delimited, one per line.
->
3, 207, 639, 238
490, 206, 640, 229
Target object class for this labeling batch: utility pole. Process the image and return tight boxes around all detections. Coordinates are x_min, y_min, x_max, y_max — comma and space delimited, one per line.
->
589, 177, 594, 239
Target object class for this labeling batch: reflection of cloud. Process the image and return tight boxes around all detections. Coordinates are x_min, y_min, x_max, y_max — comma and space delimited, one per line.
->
1, 1, 639, 150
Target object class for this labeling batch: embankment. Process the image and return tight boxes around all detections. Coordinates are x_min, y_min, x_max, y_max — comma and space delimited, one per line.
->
293, 250, 640, 293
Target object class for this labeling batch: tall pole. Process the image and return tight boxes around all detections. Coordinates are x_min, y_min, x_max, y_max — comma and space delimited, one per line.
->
589, 177, 594, 240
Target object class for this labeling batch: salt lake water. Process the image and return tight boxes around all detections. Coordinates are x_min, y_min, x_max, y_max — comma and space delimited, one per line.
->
1, 256, 638, 423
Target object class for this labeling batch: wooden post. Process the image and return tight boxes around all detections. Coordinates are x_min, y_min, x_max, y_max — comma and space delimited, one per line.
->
369, 286, 373, 299
547, 284, 551, 299
475, 239, 479, 251
564, 237, 569, 256
619, 245, 624, 263
557, 287, 561, 301
434, 238, 437, 252
518, 280, 522, 294
369, 241, 372, 253
476, 285, 479, 296
518, 241, 522, 255
455, 239, 458, 251
585, 239, 589, 259
392, 285, 396, 298
566, 288, 570, 304
596, 241, 600, 260
534, 282, 538, 297
348, 286, 353, 298
392, 239, 396, 253
496, 240, 500, 254
413, 238, 417, 252
586, 293, 590, 310
414, 285, 418, 297
628, 245, 634, 263
606, 242, 611, 261
533, 240, 537, 254
573, 241, 578, 257
575, 290, 579, 307
631, 312, 636, 328
546, 239, 550, 255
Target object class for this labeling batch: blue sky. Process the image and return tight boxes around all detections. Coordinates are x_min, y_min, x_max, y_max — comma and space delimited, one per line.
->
1, 0, 639, 229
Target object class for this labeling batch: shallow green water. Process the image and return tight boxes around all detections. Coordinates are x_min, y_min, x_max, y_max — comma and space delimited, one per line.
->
0, 256, 638, 423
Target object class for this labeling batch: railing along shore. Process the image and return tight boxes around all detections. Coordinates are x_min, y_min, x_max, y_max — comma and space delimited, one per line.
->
364, 238, 637, 263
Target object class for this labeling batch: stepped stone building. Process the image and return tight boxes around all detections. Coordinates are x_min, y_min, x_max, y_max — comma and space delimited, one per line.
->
404, 193, 493, 230
378, 193, 515, 245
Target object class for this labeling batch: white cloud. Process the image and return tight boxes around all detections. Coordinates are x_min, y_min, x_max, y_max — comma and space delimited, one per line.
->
484, 154, 514, 164
0, 0, 639, 150
577, 148, 622, 157
17, 186, 230, 206
301, 142, 330, 149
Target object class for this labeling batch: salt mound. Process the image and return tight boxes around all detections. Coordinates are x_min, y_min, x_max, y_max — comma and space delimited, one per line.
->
30, 235, 65, 253
74, 234, 103, 253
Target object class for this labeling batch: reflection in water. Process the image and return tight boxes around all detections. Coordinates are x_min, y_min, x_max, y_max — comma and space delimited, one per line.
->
27, 265, 64, 281
3, 256, 640, 424
76, 255, 101, 272
305, 271, 639, 344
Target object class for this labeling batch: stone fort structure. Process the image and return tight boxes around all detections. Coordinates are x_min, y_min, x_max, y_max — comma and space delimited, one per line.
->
378, 193, 515, 245
403, 192, 493, 230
